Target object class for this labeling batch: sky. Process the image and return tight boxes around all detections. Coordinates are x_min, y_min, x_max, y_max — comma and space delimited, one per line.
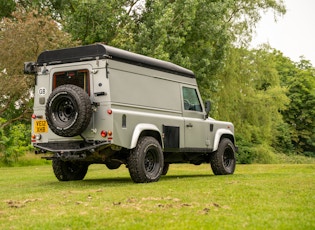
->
251, 0, 315, 65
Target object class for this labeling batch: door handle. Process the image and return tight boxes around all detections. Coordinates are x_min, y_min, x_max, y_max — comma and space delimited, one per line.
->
94, 91, 107, 96
186, 123, 193, 128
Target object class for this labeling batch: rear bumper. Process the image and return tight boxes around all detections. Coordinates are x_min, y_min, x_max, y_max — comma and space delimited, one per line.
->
34, 141, 111, 154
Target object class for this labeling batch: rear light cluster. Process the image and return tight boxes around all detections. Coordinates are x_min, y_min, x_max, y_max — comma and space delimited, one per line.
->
31, 114, 43, 142
101, 109, 113, 140
31, 114, 43, 119
101, 130, 113, 139
31, 134, 41, 142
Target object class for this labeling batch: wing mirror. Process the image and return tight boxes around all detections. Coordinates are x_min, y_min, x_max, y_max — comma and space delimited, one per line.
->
24, 62, 36, 74
205, 100, 211, 119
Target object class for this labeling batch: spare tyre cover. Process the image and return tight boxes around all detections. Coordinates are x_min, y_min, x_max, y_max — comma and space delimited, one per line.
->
45, 84, 92, 137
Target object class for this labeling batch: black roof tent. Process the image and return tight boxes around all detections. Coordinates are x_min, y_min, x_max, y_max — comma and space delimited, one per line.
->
37, 44, 195, 78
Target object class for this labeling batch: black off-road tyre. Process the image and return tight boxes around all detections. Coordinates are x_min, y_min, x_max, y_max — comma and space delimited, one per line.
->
162, 163, 169, 175
52, 159, 89, 181
127, 137, 164, 183
210, 138, 236, 175
46, 84, 92, 137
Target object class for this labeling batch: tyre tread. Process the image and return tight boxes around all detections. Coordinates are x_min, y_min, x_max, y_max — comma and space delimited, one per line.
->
46, 84, 92, 137
127, 137, 163, 183
52, 159, 88, 181
210, 138, 236, 175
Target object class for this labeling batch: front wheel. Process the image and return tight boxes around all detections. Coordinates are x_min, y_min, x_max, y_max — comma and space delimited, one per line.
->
52, 159, 89, 181
127, 137, 164, 183
162, 163, 170, 175
210, 138, 236, 175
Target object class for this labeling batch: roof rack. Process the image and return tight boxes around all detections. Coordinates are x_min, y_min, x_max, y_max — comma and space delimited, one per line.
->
37, 44, 195, 78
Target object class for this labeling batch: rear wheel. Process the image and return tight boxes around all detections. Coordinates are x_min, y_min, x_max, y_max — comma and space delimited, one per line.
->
127, 137, 164, 183
210, 138, 236, 175
52, 159, 89, 181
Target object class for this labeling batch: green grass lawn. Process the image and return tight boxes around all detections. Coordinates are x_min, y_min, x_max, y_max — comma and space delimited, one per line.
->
0, 163, 314, 229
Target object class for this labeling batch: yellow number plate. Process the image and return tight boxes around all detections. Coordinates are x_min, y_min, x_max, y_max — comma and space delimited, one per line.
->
34, 120, 48, 133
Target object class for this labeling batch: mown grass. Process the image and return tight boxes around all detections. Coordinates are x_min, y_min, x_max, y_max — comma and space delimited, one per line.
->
0, 163, 314, 229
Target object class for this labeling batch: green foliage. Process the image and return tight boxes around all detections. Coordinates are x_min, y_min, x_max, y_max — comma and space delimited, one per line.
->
236, 138, 256, 164
276, 54, 315, 155
250, 144, 277, 164
237, 138, 277, 164
0, 0, 16, 18
132, 0, 230, 98
272, 122, 294, 154
61, 1, 136, 45
0, 122, 33, 165
284, 69, 315, 153
0, 8, 75, 130
230, 50, 315, 159
213, 46, 290, 160
129, 0, 285, 99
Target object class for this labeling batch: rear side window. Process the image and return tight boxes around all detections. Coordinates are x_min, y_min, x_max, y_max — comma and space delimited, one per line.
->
182, 87, 202, 112
53, 69, 90, 94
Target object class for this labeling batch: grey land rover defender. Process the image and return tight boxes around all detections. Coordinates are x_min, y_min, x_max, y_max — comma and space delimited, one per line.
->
25, 44, 237, 183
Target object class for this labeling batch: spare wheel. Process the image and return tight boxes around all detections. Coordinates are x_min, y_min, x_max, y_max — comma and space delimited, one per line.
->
45, 84, 92, 137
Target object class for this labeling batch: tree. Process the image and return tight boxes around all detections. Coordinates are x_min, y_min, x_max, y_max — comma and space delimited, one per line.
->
273, 51, 315, 155
0, 0, 74, 20
0, 8, 75, 129
0, 8, 76, 164
132, 0, 229, 98
213, 46, 289, 162
128, 0, 286, 100
0, 121, 32, 165
281, 59, 315, 154
0, 0, 16, 18
61, 0, 141, 45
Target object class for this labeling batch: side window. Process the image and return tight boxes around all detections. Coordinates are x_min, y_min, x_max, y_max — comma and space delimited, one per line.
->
53, 69, 90, 94
182, 87, 202, 112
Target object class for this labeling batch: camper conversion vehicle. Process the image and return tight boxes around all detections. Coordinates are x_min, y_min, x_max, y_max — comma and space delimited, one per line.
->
25, 44, 237, 183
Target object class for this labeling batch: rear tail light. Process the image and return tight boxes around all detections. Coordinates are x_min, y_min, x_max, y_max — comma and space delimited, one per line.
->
101, 130, 107, 137
32, 114, 43, 119
31, 134, 41, 140
101, 130, 113, 139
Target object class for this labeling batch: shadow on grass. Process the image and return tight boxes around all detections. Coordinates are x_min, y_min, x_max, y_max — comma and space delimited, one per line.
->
83, 173, 214, 183
83, 173, 215, 184
83, 177, 133, 185
161, 174, 214, 180
42, 177, 132, 188
42, 174, 216, 188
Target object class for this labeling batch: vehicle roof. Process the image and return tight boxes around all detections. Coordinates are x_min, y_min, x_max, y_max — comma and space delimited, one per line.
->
37, 44, 195, 78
